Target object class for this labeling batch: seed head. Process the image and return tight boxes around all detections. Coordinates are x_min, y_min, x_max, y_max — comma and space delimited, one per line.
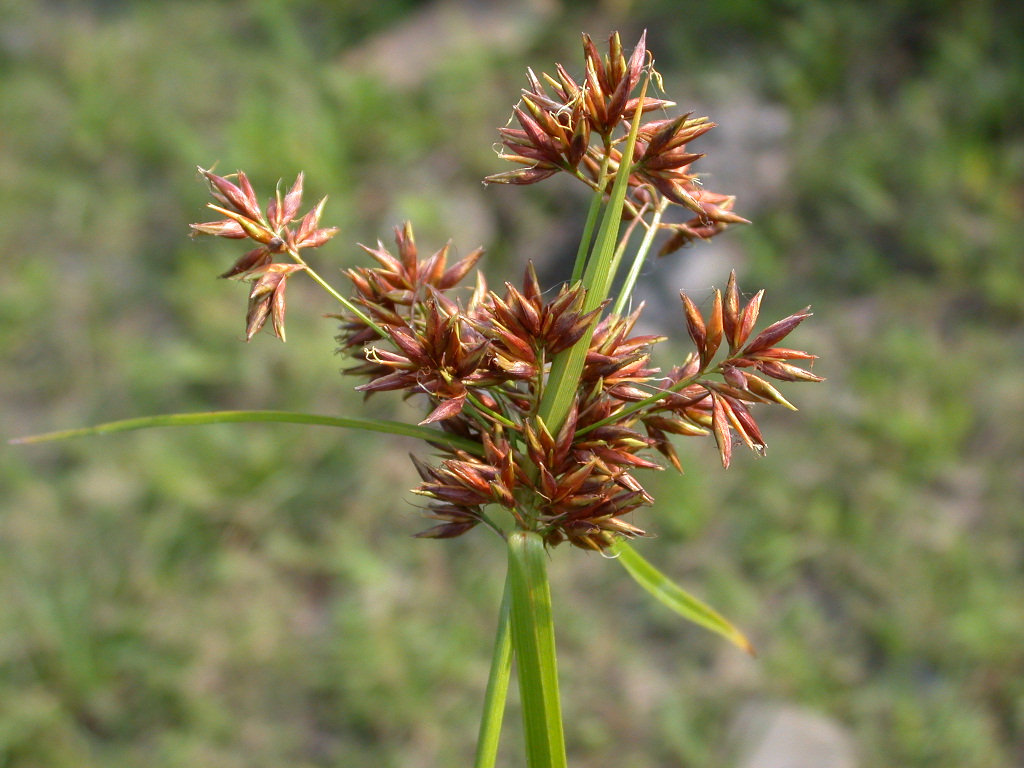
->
485, 34, 748, 258
191, 168, 341, 340
191, 33, 822, 552
327, 221, 820, 547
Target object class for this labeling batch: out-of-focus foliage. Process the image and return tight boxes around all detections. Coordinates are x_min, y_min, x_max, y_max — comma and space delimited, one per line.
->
2, 1, 1022, 767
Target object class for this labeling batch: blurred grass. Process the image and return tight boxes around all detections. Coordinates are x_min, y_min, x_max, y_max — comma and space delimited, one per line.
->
2, 1, 1023, 767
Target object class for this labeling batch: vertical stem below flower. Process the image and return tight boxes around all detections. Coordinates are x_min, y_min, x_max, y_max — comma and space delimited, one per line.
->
507, 531, 567, 768
473, 575, 514, 768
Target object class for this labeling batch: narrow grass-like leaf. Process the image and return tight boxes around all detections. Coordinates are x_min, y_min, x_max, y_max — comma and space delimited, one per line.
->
508, 532, 566, 768
611, 539, 755, 655
473, 575, 514, 768
10, 410, 484, 455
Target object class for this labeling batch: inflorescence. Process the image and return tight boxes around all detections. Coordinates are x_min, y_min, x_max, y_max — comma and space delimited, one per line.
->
191, 32, 822, 551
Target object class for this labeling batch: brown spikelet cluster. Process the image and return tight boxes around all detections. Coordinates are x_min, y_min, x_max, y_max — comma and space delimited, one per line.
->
485, 32, 748, 256
191, 168, 339, 340
189, 31, 823, 553
331, 224, 819, 550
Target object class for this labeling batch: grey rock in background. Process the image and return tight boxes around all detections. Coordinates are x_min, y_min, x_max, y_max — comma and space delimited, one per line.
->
732, 702, 858, 768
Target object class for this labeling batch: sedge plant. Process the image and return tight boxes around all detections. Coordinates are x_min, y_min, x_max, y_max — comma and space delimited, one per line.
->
15, 32, 822, 768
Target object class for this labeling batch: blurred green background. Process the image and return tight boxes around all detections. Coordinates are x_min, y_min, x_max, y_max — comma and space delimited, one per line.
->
2, 0, 1022, 766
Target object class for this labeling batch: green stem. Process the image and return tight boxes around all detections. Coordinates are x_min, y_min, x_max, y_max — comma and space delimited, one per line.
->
476, 508, 508, 540
571, 168, 648, 224
570, 154, 611, 284
612, 197, 669, 317
473, 576, 515, 768
578, 82, 648, 310
507, 531, 566, 768
538, 76, 651, 433
467, 392, 519, 430
601, 202, 649, 308
286, 246, 387, 337
573, 370, 704, 438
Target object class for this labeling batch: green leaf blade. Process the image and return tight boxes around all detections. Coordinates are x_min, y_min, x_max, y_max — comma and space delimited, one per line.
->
9, 410, 484, 455
612, 539, 756, 656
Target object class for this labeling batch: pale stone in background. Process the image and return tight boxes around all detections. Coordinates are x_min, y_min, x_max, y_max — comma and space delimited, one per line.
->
732, 702, 858, 768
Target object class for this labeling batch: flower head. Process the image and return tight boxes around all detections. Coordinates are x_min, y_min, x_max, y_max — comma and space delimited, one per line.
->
485, 32, 748, 255
192, 32, 822, 552
328, 217, 820, 549
191, 168, 339, 340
